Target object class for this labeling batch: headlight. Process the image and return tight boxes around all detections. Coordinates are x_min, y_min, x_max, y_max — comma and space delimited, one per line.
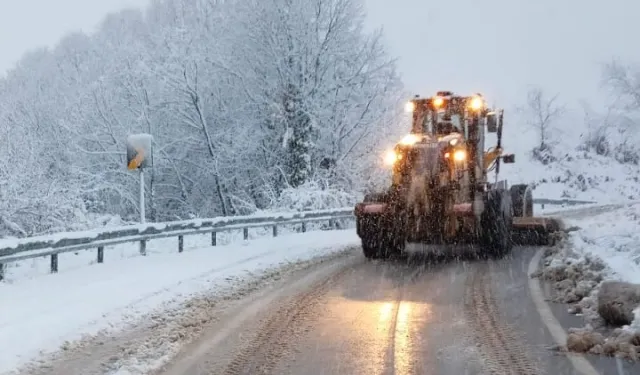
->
384, 150, 400, 166
469, 96, 484, 111
399, 133, 420, 145
404, 101, 416, 112
453, 149, 466, 161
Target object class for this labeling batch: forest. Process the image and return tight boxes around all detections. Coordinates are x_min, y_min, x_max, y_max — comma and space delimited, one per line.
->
0, 0, 406, 236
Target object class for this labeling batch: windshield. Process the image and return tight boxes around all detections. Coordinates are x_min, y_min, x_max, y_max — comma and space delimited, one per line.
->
421, 111, 464, 136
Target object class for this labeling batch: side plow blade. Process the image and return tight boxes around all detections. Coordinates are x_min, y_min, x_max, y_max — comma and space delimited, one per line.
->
512, 216, 564, 246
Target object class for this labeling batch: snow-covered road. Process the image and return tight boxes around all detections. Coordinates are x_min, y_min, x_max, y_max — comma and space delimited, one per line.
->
4, 201, 640, 374
0, 229, 360, 374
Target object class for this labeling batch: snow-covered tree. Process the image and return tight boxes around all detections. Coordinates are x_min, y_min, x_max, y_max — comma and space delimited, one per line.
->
519, 87, 565, 164
595, 60, 640, 164
0, 0, 404, 236
226, 0, 403, 193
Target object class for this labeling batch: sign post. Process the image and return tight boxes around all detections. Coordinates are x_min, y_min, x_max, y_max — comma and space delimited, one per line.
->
126, 134, 153, 254
139, 169, 145, 224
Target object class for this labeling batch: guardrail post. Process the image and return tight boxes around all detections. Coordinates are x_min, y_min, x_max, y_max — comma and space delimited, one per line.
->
50, 254, 58, 273
272, 225, 278, 237
139, 240, 146, 256
97, 246, 104, 263
243, 228, 249, 240
178, 235, 184, 253
211, 231, 217, 246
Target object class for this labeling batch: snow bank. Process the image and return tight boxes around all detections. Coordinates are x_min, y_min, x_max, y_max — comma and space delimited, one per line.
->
0, 229, 360, 373
502, 150, 640, 203
564, 204, 640, 285
533, 203, 640, 358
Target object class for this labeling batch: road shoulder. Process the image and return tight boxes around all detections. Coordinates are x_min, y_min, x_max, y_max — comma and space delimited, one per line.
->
529, 247, 640, 374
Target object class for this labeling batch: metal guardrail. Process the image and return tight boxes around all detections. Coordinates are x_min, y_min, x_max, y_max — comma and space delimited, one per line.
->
0, 208, 355, 280
0, 198, 596, 280
533, 198, 596, 206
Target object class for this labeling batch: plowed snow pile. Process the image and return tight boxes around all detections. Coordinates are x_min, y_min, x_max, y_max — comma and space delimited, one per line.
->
533, 203, 640, 359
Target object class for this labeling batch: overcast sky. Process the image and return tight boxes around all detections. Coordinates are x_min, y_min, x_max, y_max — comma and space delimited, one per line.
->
0, 0, 149, 73
1, 0, 639, 109
364, 0, 640, 109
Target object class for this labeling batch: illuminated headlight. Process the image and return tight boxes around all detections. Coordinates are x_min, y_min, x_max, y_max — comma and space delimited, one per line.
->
469, 96, 484, 111
453, 149, 466, 161
384, 150, 400, 166
404, 101, 416, 112
433, 96, 444, 107
399, 133, 420, 145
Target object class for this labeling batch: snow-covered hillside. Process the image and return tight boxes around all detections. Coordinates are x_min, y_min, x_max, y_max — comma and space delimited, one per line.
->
490, 80, 640, 204
495, 136, 640, 204
502, 149, 640, 203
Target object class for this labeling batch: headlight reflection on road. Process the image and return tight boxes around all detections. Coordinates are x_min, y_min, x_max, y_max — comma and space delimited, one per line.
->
378, 302, 394, 323
376, 301, 434, 375
395, 302, 412, 375
339, 299, 433, 374
376, 301, 413, 374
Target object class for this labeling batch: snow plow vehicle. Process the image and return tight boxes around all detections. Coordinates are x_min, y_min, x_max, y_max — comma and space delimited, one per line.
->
354, 91, 562, 259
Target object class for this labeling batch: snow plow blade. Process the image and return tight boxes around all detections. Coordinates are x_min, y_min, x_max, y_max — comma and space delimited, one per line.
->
511, 216, 563, 246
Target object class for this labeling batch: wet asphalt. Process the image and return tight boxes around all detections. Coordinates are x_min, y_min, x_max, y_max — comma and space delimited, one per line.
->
161, 245, 639, 374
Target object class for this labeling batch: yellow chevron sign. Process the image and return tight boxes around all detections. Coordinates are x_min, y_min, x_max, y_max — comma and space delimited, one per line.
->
126, 134, 153, 170
127, 148, 145, 170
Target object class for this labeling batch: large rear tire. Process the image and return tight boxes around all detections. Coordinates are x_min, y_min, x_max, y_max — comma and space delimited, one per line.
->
360, 224, 405, 259
480, 189, 514, 258
357, 192, 405, 260
360, 216, 405, 260
362, 241, 380, 259
359, 216, 382, 259
356, 192, 406, 259
378, 228, 405, 260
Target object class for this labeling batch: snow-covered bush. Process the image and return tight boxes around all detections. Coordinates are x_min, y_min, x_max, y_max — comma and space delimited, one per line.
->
271, 181, 357, 212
